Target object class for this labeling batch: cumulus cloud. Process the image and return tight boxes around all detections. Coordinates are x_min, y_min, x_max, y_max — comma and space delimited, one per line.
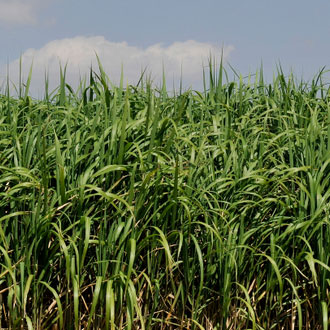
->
0, 0, 50, 26
1, 36, 234, 96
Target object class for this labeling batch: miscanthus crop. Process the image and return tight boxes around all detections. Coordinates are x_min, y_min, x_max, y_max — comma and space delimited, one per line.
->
0, 62, 329, 329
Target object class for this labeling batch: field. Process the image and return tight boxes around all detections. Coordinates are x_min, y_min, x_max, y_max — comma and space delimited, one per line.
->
0, 62, 330, 329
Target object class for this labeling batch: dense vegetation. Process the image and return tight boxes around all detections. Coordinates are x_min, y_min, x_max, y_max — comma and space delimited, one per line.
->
0, 62, 330, 329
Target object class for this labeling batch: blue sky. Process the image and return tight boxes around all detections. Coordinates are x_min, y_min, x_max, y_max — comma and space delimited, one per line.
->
1, 0, 330, 96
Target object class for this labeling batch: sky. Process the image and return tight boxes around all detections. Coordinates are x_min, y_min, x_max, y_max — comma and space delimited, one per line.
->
0, 0, 330, 97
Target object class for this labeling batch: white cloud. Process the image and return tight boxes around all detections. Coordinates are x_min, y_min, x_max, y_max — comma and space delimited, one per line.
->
1, 36, 234, 96
0, 0, 50, 26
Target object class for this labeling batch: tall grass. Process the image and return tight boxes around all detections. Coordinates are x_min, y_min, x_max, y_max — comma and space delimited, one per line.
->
0, 61, 329, 329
